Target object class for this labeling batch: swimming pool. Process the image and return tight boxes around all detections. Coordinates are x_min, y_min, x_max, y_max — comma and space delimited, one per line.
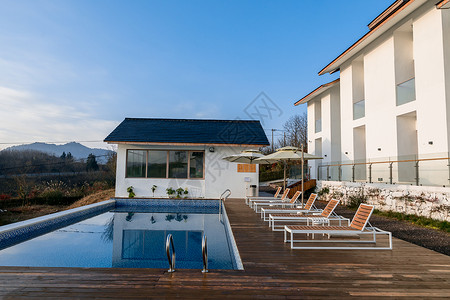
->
0, 199, 243, 270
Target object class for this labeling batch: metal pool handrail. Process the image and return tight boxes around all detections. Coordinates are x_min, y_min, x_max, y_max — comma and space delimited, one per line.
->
166, 234, 176, 273
219, 189, 231, 222
202, 234, 208, 273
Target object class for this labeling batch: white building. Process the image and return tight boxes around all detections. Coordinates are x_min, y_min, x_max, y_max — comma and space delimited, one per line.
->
105, 118, 269, 199
296, 0, 450, 187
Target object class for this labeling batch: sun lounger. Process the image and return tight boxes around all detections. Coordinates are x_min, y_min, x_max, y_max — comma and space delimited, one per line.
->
260, 193, 319, 221
268, 199, 347, 231
252, 191, 300, 213
248, 188, 290, 208
245, 186, 282, 205
284, 204, 392, 250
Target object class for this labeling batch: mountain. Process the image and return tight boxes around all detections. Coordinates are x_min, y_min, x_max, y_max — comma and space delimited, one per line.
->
3, 142, 114, 163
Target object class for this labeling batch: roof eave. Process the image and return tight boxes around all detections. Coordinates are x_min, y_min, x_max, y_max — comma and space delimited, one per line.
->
294, 78, 340, 106
104, 141, 270, 147
318, 0, 428, 76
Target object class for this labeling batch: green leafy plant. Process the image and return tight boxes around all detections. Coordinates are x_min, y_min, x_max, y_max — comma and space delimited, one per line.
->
347, 194, 367, 208
317, 187, 329, 197
175, 187, 184, 198
166, 187, 175, 198
127, 186, 135, 198
151, 185, 157, 197
183, 187, 189, 199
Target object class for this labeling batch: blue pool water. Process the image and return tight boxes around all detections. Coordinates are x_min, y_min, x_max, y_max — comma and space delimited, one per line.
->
0, 201, 240, 270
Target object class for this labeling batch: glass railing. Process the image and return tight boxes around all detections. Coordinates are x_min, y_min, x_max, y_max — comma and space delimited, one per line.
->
396, 78, 416, 106
353, 100, 365, 120
317, 152, 450, 187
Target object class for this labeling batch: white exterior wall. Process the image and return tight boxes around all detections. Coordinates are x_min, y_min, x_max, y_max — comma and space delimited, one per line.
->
307, 84, 340, 180
334, 4, 450, 186
115, 144, 259, 199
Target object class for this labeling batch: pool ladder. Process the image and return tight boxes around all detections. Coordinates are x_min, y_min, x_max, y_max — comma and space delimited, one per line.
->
165, 233, 208, 273
218, 189, 231, 222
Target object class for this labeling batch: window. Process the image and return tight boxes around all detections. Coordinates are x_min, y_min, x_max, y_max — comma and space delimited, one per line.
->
126, 150, 146, 178
396, 78, 415, 106
189, 152, 204, 178
169, 151, 188, 178
353, 100, 365, 120
315, 119, 322, 133
126, 150, 204, 179
147, 150, 167, 178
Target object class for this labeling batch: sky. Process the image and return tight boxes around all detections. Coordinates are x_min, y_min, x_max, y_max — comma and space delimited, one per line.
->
0, 0, 393, 150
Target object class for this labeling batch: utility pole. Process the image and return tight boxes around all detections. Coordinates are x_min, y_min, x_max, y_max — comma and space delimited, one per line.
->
283, 131, 286, 146
271, 129, 275, 152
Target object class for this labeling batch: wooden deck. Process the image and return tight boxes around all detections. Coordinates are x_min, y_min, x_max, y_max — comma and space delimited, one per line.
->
0, 198, 449, 299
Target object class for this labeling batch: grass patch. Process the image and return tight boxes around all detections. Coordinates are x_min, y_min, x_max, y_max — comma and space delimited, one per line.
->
374, 209, 450, 233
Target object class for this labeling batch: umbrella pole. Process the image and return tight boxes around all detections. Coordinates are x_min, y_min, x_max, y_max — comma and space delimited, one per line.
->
301, 144, 304, 208
283, 162, 286, 192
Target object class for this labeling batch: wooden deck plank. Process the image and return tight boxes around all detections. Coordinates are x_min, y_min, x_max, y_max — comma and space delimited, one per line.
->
0, 198, 449, 298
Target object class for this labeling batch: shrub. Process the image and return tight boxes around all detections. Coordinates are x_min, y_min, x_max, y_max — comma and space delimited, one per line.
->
317, 187, 329, 197
40, 190, 64, 205
0, 194, 11, 201
127, 186, 135, 198
348, 194, 367, 208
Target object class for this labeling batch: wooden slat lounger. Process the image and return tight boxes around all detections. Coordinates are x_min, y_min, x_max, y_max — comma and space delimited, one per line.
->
245, 186, 282, 205
247, 188, 290, 208
268, 199, 346, 231
260, 193, 318, 221
284, 204, 392, 250
252, 191, 300, 213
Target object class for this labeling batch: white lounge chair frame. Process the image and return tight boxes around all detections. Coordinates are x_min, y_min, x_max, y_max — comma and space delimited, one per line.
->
284, 204, 392, 250
268, 199, 348, 231
245, 186, 282, 205
260, 193, 319, 221
252, 191, 300, 213
247, 188, 290, 208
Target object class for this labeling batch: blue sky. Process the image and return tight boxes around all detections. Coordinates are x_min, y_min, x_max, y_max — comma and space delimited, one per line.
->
0, 0, 393, 149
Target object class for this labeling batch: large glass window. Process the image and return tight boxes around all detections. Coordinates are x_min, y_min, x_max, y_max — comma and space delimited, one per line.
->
147, 151, 167, 178
396, 78, 416, 106
126, 150, 204, 179
169, 151, 188, 178
189, 152, 204, 178
126, 150, 146, 177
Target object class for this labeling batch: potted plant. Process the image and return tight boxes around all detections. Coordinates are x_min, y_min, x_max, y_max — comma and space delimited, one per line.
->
151, 185, 157, 197
127, 186, 135, 198
166, 187, 175, 198
183, 187, 189, 199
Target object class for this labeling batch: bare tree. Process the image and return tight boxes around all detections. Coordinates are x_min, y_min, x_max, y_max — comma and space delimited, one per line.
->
276, 113, 308, 151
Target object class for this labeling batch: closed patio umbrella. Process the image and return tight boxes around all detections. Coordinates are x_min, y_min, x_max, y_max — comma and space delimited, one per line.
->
254, 145, 322, 207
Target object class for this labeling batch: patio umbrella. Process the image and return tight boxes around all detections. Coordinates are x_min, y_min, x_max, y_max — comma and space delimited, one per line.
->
254, 145, 322, 207
222, 149, 272, 164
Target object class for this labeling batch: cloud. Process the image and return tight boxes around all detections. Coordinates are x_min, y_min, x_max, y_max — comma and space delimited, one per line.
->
0, 86, 118, 150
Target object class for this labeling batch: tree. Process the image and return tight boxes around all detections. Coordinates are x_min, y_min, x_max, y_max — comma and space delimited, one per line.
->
66, 152, 73, 160
60, 152, 66, 160
277, 113, 308, 151
86, 153, 99, 172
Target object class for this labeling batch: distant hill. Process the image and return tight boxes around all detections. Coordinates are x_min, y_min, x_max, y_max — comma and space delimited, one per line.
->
3, 142, 114, 163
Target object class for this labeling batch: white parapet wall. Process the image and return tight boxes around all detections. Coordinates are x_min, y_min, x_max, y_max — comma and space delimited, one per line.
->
317, 180, 450, 222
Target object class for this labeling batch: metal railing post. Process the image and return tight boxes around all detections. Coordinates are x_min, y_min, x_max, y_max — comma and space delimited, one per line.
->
326, 166, 330, 181
352, 164, 355, 182
338, 166, 342, 181
389, 162, 393, 184
415, 160, 419, 185
368, 163, 372, 183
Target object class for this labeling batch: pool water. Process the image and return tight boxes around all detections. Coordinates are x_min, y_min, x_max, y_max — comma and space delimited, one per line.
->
0, 205, 239, 270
